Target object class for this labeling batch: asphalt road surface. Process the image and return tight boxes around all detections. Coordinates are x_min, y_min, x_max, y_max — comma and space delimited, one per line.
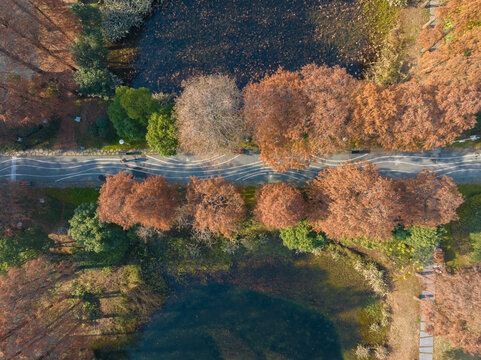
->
2, 151, 481, 187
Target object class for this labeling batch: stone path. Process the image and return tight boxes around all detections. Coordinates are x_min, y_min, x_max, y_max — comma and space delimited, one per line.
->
419, 267, 435, 360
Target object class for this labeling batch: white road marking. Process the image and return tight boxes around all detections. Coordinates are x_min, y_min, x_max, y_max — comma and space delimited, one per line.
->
10, 156, 16, 182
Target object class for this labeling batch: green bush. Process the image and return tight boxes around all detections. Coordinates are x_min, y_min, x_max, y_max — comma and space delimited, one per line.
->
88, 123, 99, 137
146, 105, 178, 155
404, 226, 442, 266
96, 116, 109, 128
70, 29, 108, 69
0, 227, 54, 273
74, 67, 121, 99
280, 221, 327, 252
470, 211, 481, 261
68, 203, 129, 266
108, 86, 159, 140
71, 2, 103, 29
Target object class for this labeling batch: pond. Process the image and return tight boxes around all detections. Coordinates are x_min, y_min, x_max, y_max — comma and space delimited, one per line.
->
124, 283, 343, 360
126, 0, 369, 93
98, 252, 374, 360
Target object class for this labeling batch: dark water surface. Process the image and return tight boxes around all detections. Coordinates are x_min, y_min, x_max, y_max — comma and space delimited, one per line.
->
130, 0, 366, 93
122, 283, 343, 360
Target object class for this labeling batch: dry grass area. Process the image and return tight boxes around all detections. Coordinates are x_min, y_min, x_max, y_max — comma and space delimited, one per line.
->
66, 264, 166, 349
386, 275, 421, 360
398, 3, 431, 78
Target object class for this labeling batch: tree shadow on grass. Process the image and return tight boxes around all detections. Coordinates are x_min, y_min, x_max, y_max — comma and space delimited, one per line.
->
126, 283, 343, 360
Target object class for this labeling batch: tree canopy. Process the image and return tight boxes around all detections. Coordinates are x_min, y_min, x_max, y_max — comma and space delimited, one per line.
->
108, 86, 159, 140
307, 162, 403, 241
423, 266, 481, 355
68, 202, 129, 265
146, 105, 178, 155
254, 183, 307, 229
280, 221, 326, 252
175, 74, 245, 155
187, 176, 246, 239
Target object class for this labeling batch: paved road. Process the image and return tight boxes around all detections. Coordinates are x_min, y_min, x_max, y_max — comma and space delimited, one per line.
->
2, 151, 481, 186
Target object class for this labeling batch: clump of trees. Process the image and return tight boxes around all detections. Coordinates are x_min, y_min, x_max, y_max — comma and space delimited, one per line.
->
423, 266, 481, 355
243, 65, 480, 172
98, 172, 180, 231
305, 162, 462, 241
0, 256, 93, 359
71, 2, 120, 98
186, 176, 246, 239
307, 162, 403, 241
125, 175, 179, 231
254, 183, 306, 229
96, 162, 463, 244
108, 86, 160, 140
175, 74, 245, 155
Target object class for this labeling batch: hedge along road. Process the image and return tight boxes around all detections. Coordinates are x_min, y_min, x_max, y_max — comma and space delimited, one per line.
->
1, 151, 481, 187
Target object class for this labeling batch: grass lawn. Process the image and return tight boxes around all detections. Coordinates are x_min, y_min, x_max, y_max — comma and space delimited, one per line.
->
443, 184, 481, 268
31, 188, 100, 231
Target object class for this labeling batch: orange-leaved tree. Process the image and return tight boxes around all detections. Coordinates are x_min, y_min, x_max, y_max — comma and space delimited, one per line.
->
125, 175, 179, 231
301, 63, 356, 154
254, 183, 306, 229
98, 172, 135, 229
399, 169, 463, 227
243, 68, 312, 172
186, 176, 246, 239
306, 162, 403, 241
423, 266, 481, 355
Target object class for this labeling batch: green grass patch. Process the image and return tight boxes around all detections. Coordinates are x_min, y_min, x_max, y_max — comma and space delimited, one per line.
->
241, 186, 256, 207
42, 188, 99, 222
443, 185, 481, 268
102, 140, 148, 151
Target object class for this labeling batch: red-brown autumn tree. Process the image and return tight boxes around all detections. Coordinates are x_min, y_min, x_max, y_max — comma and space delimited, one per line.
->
186, 176, 246, 239
399, 169, 463, 227
301, 63, 356, 154
254, 183, 306, 229
351, 80, 479, 151
306, 162, 403, 241
0, 256, 92, 359
125, 175, 179, 231
418, 0, 481, 90
243, 69, 312, 172
98, 172, 135, 229
423, 266, 481, 355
